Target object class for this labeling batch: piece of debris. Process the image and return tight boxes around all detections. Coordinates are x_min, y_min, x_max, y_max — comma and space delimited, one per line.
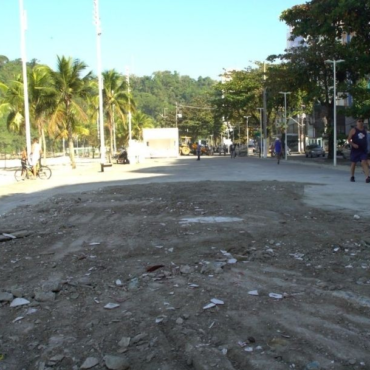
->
10, 298, 30, 307
2, 233, 16, 239
203, 303, 216, 310
269, 293, 283, 299
146, 265, 164, 273
104, 303, 120, 309
248, 290, 259, 296
115, 279, 123, 286
211, 298, 224, 305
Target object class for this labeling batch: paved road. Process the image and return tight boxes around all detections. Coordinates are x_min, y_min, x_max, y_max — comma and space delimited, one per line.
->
0, 155, 368, 217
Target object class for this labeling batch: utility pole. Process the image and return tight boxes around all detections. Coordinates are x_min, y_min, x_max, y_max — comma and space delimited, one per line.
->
175, 102, 178, 128
19, 0, 31, 159
126, 67, 132, 142
263, 62, 268, 158
93, 0, 106, 168
279, 92, 291, 161
257, 108, 263, 158
325, 59, 345, 166
244, 116, 251, 156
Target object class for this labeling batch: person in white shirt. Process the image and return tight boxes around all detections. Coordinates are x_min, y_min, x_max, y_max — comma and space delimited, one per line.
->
30, 138, 42, 177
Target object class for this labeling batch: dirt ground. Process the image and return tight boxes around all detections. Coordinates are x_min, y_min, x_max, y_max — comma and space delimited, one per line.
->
1, 181, 370, 370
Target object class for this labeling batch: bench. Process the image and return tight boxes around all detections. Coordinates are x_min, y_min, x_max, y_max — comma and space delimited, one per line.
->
100, 163, 113, 172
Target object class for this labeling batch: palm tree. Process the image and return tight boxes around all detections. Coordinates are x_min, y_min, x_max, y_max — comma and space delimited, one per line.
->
48, 56, 93, 169
102, 69, 130, 155
0, 65, 54, 158
131, 111, 156, 140
0, 77, 25, 134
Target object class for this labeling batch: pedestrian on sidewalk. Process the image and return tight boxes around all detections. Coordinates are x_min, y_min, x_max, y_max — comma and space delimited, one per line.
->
230, 142, 235, 158
348, 119, 370, 183
30, 138, 42, 178
367, 127, 370, 168
274, 138, 282, 164
196, 142, 201, 161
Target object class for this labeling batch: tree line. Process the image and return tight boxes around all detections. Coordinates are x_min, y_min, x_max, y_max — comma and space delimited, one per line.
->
1, 0, 369, 163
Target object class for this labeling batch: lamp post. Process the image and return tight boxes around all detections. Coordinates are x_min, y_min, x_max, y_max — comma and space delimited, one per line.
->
257, 108, 263, 157
243, 116, 251, 156
93, 0, 106, 168
325, 59, 345, 166
279, 92, 291, 160
18, 0, 31, 159
126, 67, 132, 142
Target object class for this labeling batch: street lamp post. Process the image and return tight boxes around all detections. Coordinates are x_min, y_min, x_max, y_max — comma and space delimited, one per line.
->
243, 116, 251, 156
18, 0, 32, 159
279, 92, 291, 160
93, 0, 106, 168
325, 59, 345, 166
257, 108, 263, 157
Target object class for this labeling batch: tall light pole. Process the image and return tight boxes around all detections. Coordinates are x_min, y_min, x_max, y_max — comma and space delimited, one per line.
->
244, 115, 251, 156
175, 102, 178, 128
279, 92, 291, 160
93, 0, 106, 167
325, 59, 345, 166
263, 62, 268, 158
19, 0, 31, 158
126, 67, 132, 142
257, 108, 263, 157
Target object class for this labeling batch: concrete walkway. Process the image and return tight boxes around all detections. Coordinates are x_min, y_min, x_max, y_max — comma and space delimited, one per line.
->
0, 155, 368, 217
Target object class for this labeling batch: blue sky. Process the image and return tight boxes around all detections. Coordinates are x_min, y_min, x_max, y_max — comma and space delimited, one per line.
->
1, 0, 301, 80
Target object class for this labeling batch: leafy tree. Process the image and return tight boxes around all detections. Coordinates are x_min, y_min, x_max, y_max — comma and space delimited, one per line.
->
282, 0, 370, 77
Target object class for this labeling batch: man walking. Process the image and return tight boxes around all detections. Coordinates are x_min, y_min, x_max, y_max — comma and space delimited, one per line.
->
196, 142, 201, 161
230, 142, 235, 158
348, 119, 370, 183
274, 137, 282, 164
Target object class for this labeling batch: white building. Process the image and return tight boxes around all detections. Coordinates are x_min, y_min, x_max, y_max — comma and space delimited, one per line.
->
142, 128, 179, 158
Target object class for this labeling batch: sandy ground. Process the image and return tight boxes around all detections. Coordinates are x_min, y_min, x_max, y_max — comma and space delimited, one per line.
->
0, 156, 370, 370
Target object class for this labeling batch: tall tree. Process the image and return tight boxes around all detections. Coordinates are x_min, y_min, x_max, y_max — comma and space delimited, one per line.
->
102, 69, 130, 154
48, 56, 93, 168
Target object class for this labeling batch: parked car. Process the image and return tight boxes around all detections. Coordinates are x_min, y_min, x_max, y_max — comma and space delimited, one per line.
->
305, 144, 325, 158
337, 144, 351, 159
248, 144, 256, 154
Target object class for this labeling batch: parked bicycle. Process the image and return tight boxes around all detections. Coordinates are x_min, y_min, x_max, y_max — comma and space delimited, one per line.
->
14, 161, 52, 181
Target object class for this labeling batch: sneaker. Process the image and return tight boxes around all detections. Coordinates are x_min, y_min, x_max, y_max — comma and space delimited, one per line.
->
350, 176, 355, 182
366, 177, 370, 183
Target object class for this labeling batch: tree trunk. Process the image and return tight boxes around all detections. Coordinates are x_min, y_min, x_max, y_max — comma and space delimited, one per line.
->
68, 125, 76, 169
41, 128, 47, 161
109, 122, 113, 158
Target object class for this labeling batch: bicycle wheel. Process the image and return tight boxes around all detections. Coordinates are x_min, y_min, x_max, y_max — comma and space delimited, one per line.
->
14, 169, 26, 182
38, 166, 52, 180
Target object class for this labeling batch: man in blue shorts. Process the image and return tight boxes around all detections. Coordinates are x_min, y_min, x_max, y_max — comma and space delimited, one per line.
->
347, 119, 370, 183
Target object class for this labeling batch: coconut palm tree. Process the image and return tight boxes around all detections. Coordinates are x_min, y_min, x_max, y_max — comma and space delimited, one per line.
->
0, 77, 25, 134
131, 111, 156, 140
48, 56, 93, 169
102, 69, 130, 155
0, 65, 54, 158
